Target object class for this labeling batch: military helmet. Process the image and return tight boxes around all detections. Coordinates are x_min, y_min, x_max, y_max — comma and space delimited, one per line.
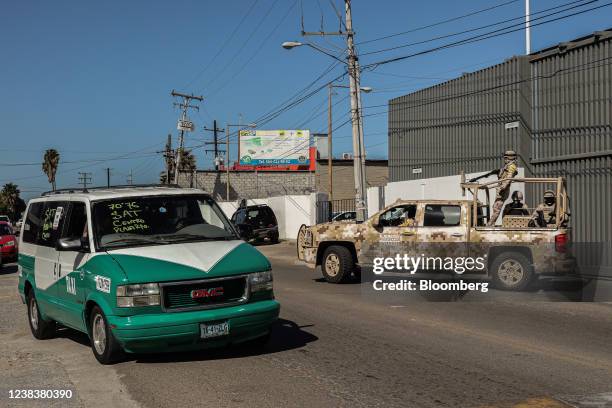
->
543, 190, 555, 198
503, 150, 517, 158
511, 191, 524, 201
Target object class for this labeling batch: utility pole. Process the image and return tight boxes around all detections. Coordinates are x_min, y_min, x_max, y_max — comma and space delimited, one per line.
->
291, 0, 368, 221
226, 123, 230, 200
525, 0, 531, 54
327, 83, 334, 201
127, 170, 133, 185
171, 90, 203, 185
344, 0, 368, 222
78, 172, 92, 191
104, 167, 112, 187
203, 120, 226, 171
162, 134, 174, 184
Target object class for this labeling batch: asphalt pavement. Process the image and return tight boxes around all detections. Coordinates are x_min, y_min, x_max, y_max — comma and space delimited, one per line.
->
1, 241, 612, 408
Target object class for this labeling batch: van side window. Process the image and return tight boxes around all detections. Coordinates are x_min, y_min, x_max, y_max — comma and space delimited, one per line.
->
423, 205, 461, 227
38, 202, 67, 247
62, 202, 88, 241
22, 202, 44, 244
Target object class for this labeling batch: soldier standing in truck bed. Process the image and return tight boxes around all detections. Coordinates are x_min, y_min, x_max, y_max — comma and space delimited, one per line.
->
469, 150, 518, 226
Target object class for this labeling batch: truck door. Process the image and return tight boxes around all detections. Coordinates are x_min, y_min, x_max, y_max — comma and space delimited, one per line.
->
55, 201, 90, 330
366, 204, 419, 267
416, 203, 469, 274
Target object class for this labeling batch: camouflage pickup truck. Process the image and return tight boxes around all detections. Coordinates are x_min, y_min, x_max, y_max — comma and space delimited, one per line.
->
297, 177, 574, 290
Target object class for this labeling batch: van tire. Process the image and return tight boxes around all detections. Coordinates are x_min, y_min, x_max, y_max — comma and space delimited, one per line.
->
89, 306, 123, 365
27, 292, 56, 340
321, 246, 353, 283
491, 251, 534, 291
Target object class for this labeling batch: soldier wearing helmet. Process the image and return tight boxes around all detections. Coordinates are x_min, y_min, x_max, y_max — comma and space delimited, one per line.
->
503, 190, 529, 216
484, 150, 518, 226
529, 190, 557, 227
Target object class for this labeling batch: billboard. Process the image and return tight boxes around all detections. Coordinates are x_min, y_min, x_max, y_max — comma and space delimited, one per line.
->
239, 130, 310, 165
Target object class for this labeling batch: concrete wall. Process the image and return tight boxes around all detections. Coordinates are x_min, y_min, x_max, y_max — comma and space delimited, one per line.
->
315, 160, 388, 200
217, 194, 314, 240
177, 171, 315, 201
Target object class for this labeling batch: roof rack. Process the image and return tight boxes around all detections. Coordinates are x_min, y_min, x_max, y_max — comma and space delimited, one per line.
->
41, 184, 183, 196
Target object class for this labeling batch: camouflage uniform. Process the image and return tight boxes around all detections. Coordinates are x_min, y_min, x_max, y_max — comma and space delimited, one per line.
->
529, 190, 556, 227
487, 151, 518, 226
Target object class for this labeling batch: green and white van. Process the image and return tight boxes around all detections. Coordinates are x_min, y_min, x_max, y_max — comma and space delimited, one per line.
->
17, 186, 280, 364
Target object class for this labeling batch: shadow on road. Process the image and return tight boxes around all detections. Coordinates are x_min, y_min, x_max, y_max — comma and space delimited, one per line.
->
0, 263, 18, 276
127, 318, 318, 364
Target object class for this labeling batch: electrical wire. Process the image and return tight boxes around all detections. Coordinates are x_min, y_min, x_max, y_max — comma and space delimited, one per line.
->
357, 0, 520, 45
182, 0, 261, 90
363, 1, 612, 69
360, 0, 596, 57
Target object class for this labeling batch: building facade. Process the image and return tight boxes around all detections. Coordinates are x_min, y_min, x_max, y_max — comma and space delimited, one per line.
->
388, 29, 612, 277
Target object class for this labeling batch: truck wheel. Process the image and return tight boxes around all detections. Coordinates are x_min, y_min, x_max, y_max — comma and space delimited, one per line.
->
27, 291, 56, 340
321, 246, 353, 283
89, 306, 123, 364
296, 224, 307, 260
491, 251, 534, 291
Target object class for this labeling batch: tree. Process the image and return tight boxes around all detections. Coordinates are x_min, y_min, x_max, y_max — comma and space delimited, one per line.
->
179, 150, 197, 188
42, 149, 60, 191
0, 183, 25, 221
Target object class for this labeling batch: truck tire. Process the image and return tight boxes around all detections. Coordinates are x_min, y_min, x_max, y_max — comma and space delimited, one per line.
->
89, 306, 123, 364
321, 245, 354, 283
27, 291, 56, 340
296, 224, 307, 261
490, 251, 534, 291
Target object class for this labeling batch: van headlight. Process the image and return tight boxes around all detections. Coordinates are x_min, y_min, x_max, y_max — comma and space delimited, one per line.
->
249, 271, 273, 292
116, 283, 160, 307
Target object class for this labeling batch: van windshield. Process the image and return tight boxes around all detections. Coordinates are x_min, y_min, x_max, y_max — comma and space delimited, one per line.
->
92, 195, 238, 250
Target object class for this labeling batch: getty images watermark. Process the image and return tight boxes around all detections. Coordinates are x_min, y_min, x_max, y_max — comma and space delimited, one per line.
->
371, 254, 490, 293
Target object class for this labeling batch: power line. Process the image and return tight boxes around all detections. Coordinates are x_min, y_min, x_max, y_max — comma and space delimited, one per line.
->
206, 0, 299, 98
363, 1, 612, 69
360, 0, 596, 57
357, 0, 520, 45
182, 0, 261, 90
199, 0, 281, 94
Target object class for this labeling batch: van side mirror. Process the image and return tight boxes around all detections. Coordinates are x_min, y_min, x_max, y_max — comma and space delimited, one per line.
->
57, 237, 87, 252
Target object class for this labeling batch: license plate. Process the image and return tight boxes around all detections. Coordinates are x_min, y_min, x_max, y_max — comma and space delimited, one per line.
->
200, 321, 229, 339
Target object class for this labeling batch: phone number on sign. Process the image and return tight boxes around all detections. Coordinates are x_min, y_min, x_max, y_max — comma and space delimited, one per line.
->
8, 389, 73, 399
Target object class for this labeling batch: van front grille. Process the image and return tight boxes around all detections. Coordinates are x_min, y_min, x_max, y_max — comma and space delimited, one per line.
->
160, 276, 248, 312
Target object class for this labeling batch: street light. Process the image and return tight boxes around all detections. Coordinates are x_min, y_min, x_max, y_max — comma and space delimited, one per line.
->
226, 122, 257, 200
281, 41, 347, 64
281, 41, 303, 49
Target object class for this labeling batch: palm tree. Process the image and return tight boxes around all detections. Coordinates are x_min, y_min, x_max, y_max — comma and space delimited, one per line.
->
0, 183, 21, 220
179, 150, 197, 187
42, 149, 60, 191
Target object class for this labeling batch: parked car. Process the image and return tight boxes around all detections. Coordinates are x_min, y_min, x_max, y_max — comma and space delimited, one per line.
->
231, 204, 279, 244
0, 215, 11, 227
18, 186, 279, 364
0, 221, 18, 262
331, 211, 356, 222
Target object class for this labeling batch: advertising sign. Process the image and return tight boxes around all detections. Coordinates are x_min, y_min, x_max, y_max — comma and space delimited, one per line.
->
239, 129, 310, 165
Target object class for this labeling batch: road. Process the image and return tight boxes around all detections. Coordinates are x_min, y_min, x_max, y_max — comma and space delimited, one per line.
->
1, 242, 612, 408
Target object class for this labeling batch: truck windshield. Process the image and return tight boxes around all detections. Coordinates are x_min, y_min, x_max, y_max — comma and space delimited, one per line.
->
92, 195, 238, 250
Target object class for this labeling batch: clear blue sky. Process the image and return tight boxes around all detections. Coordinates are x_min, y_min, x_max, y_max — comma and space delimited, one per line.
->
1, 0, 610, 199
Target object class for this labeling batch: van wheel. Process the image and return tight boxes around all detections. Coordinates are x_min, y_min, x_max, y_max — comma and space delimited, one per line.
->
491, 251, 533, 291
27, 292, 56, 339
89, 306, 123, 364
321, 246, 353, 283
